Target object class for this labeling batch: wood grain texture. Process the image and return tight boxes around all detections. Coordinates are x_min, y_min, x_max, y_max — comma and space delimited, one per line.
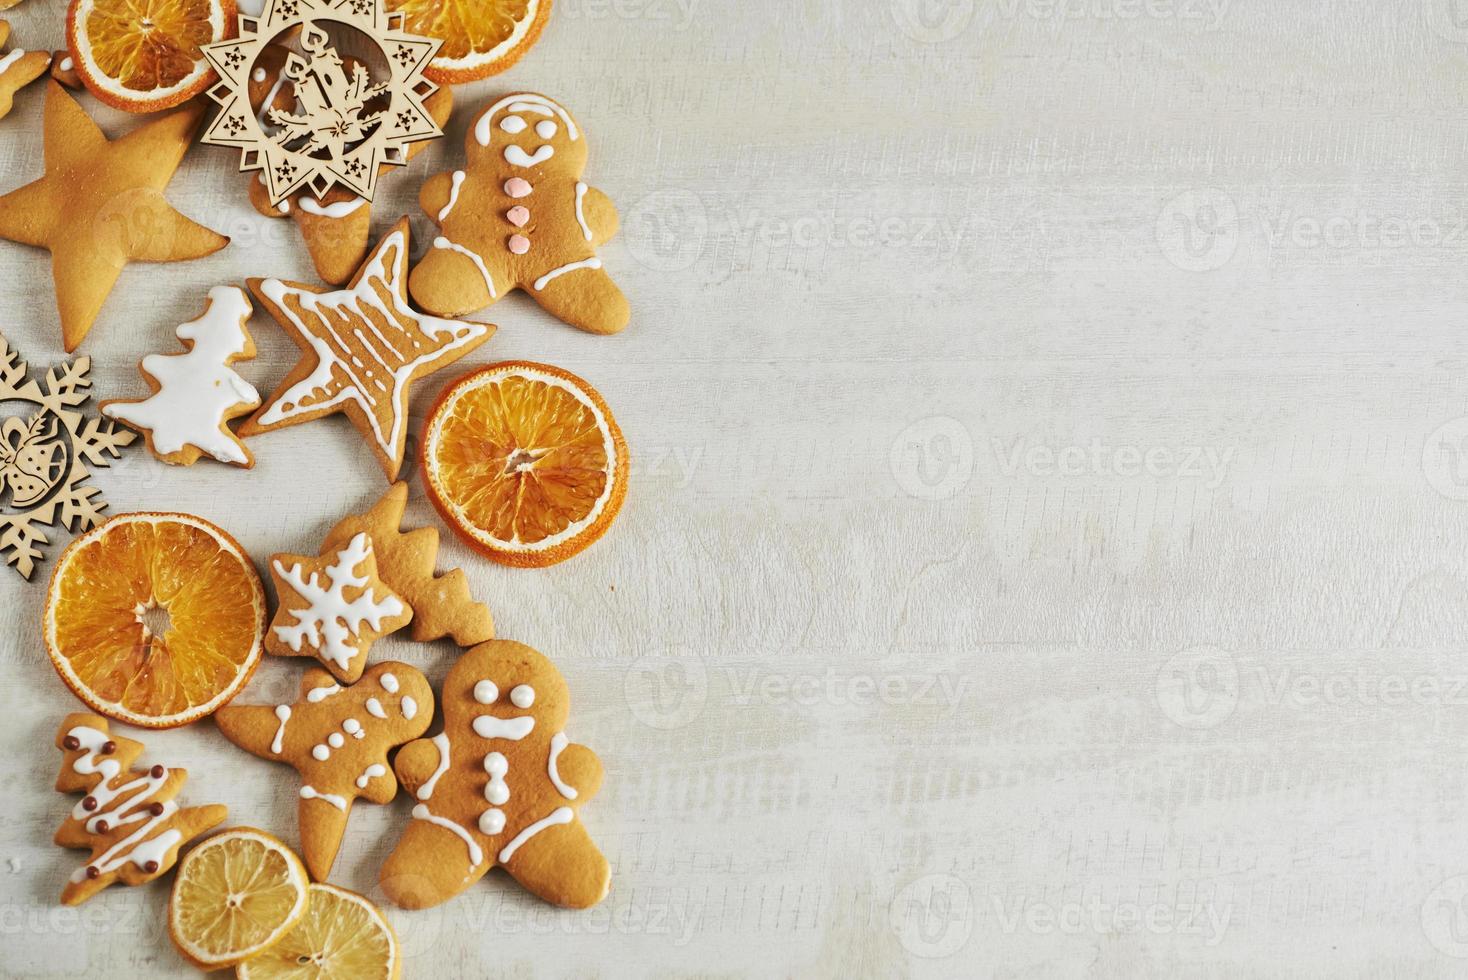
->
3, 0, 1468, 975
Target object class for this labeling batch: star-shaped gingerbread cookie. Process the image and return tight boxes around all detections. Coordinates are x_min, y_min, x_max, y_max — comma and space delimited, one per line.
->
239, 217, 495, 480
0, 21, 49, 120
0, 82, 229, 351
215, 663, 434, 881
267, 530, 413, 683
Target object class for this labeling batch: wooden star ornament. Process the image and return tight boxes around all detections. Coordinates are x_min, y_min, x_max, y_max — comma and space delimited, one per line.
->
240, 218, 495, 480
0, 82, 230, 351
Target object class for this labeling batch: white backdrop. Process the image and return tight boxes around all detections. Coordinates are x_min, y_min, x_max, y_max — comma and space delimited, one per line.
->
5, 0, 1468, 976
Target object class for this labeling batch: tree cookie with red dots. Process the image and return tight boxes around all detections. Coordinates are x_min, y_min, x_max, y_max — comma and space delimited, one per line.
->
410, 93, 629, 336
53, 713, 227, 905
379, 639, 608, 910
215, 663, 434, 881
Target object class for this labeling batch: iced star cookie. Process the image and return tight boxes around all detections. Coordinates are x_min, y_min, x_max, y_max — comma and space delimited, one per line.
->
54, 713, 227, 905
379, 640, 608, 910
0, 21, 50, 119
101, 286, 260, 468
267, 531, 413, 683
239, 218, 495, 480
215, 663, 434, 881
324, 483, 495, 646
409, 93, 630, 336
244, 44, 455, 285
0, 83, 229, 351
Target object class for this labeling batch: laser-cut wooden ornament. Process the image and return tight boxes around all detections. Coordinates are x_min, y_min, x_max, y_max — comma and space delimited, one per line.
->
201, 0, 443, 208
0, 333, 134, 579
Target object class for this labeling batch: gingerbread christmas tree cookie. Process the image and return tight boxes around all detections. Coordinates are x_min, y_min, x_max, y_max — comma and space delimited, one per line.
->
410, 92, 630, 335
54, 713, 227, 905
215, 663, 434, 881
324, 482, 494, 646
0, 82, 229, 351
268, 531, 413, 683
239, 218, 495, 480
101, 286, 261, 468
379, 640, 608, 910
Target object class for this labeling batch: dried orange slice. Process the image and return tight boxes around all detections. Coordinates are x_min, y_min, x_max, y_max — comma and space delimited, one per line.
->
386, 0, 550, 84
66, 0, 234, 113
45, 512, 266, 729
168, 828, 309, 971
422, 361, 628, 567
238, 882, 400, 980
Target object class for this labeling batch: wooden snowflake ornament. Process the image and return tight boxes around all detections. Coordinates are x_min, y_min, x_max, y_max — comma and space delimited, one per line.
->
200, 0, 444, 207
0, 333, 134, 580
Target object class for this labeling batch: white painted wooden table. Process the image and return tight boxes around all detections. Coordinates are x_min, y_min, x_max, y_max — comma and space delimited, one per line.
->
6, 0, 1468, 975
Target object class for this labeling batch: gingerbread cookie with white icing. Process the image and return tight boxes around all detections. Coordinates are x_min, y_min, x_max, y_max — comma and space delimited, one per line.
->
409, 93, 630, 335
215, 663, 433, 881
266, 530, 413, 682
379, 639, 608, 910
53, 713, 227, 905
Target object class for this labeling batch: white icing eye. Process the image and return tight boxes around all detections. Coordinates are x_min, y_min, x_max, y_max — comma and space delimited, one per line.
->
500, 115, 527, 134
510, 685, 535, 708
474, 680, 498, 704
536, 120, 557, 139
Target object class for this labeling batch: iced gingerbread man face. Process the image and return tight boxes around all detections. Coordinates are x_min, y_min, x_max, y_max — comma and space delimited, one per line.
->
379, 639, 609, 910
409, 92, 630, 336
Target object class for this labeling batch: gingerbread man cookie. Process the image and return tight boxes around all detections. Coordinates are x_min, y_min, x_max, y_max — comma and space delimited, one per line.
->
379, 640, 609, 910
410, 93, 630, 336
54, 713, 227, 905
215, 663, 434, 881
0, 21, 49, 119
267, 531, 413, 682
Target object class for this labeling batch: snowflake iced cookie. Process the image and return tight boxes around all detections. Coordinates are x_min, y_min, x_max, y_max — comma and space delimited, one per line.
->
324, 482, 494, 646
101, 287, 260, 468
379, 639, 608, 910
0, 21, 50, 120
244, 44, 454, 286
0, 333, 134, 580
54, 713, 227, 905
268, 531, 413, 682
0, 83, 228, 351
238, 218, 496, 481
215, 663, 433, 881
409, 93, 630, 336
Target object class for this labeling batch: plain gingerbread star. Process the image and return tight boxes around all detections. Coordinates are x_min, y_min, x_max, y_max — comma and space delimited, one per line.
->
0, 82, 229, 351
239, 217, 495, 480
266, 530, 414, 682
380, 640, 608, 911
214, 663, 434, 881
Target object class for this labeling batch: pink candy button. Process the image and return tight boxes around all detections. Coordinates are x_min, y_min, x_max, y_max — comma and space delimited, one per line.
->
508, 234, 531, 255
507, 206, 530, 227
504, 178, 532, 199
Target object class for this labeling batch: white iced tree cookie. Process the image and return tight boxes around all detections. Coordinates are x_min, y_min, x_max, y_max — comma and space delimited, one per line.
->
101, 286, 260, 467
267, 531, 413, 683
